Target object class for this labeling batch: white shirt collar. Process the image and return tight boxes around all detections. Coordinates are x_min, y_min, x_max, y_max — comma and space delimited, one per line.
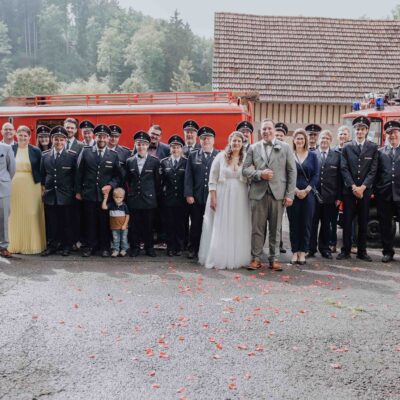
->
356, 139, 366, 146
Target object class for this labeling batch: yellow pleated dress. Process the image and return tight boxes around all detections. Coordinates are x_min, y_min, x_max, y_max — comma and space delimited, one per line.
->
8, 147, 46, 254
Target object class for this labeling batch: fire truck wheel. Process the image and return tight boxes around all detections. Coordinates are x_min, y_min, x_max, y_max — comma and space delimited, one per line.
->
367, 219, 396, 241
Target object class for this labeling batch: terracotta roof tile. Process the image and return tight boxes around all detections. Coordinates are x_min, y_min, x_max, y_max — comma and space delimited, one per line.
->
213, 13, 400, 104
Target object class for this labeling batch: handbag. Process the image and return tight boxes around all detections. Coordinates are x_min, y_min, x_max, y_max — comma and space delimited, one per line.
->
294, 153, 323, 204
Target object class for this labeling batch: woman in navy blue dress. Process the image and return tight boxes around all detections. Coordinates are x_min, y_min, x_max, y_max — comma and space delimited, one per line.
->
287, 129, 320, 264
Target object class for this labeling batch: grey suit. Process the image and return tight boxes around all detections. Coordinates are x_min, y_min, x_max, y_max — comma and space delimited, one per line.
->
0, 143, 16, 249
243, 139, 296, 261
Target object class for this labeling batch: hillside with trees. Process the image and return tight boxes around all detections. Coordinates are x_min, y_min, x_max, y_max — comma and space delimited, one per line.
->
0, 0, 213, 100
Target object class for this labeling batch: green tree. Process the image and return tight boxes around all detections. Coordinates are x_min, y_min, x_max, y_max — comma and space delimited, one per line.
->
97, 26, 126, 90
160, 10, 195, 91
191, 37, 213, 89
392, 5, 400, 19
125, 21, 166, 91
120, 72, 149, 93
59, 74, 110, 94
2, 67, 59, 97
170, 57, 199, 92
0, 21, 12, 86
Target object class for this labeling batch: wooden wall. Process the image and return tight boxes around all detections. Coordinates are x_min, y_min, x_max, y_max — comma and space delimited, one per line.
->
253, 102, 352, 136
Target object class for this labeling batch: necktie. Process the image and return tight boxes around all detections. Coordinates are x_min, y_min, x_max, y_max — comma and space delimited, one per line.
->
392, 147, 397, 157
204, 152, 209, 159
56, 151, 60, 159
265, 141, 273, 146
358, 144, 362, 153
98, 150, 102, 159
66, 140, 70, 150
173, 159, 178, 168
322, 151, 327, 163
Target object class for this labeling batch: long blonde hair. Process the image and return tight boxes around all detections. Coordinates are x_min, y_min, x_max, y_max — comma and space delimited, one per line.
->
225, 131, 245, 165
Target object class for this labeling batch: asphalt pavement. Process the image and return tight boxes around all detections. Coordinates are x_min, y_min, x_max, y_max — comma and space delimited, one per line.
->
0, 244, 399, 400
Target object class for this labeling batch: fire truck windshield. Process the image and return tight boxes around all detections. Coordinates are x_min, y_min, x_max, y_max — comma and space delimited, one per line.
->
342, 117, 382, 145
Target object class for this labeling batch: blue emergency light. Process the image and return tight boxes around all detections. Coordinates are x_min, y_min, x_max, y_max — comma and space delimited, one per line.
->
352, 101, 361, 111
375, 97, 384, 110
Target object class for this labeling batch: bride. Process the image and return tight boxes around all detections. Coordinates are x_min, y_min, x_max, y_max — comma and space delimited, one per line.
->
198, 131, 252, 269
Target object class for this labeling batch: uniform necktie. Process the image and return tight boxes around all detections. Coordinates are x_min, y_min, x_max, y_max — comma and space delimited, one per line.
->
204, 152, 209, 159
173, 159, 178, 168
66, 140, 70, 150
358, 144, 362, 153
322, 151, 327, 163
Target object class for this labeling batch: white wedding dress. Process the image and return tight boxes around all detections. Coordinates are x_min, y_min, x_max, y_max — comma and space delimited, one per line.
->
198, 159, 252, 269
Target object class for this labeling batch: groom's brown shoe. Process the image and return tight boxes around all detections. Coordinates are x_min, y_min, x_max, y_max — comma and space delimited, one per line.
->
269, 261, 283, 271
247, 260, 262, 270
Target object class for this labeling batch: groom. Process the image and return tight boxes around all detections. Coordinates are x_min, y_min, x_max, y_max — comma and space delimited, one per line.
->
243, 119, 297, 271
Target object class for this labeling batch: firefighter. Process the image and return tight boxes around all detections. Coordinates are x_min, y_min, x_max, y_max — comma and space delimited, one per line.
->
108, 124, 131, 174
184, 126, 219, 259
236, 121, 253, 151
375, 120, 400, 262
183, 120, 200, 156
76, 124, 123, 257
64, 118, 84, 154
338, 116, 378, 261
160, 135, 187, 256
308, 130, 342, 259
305, 124, 322, 151
40, 126, 78, 256
125, 131, 160, 257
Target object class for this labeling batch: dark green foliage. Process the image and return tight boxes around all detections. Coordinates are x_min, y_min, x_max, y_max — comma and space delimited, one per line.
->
0, 1, 212, 94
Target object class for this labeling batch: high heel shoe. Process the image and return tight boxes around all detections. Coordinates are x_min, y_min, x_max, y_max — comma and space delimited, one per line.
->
290, 256, 298, 265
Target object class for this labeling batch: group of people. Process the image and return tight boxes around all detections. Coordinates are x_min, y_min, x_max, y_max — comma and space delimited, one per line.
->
0, 114, 399, 269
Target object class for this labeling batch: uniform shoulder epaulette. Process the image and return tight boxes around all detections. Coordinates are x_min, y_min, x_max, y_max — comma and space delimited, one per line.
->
83, 145, 92, 148
121, 145, 130, 151
109, 148, 117, 153
67, 149, 77, 154
148, 154, 158, 160
160, 156, 169, 163
42, 149, 51, 154
182, 155, 188, 160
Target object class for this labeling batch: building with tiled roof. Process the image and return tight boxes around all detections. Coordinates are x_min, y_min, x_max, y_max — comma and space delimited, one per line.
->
213, 12, 400, 133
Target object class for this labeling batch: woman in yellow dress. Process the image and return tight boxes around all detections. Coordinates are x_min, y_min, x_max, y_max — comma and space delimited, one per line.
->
8, 125, 46, 254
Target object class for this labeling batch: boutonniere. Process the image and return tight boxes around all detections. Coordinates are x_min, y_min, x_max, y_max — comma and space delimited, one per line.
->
273, 144, 282, 150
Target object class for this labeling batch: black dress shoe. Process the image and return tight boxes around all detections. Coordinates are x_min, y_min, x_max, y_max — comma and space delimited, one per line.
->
41, 248, 56, 257
102, 250, 110, 257
174, 250, 182, 256
321, 251, 333, 259
305, 252, 316, 259
62, 249, 70, 257
279, 247, 287, 254
82, 248, 92, 257
357, 253, 372, 262
145, 249, 156, 257
130, 248, 140, 257
187, 251, 196, 259
167, 250, 174, 257
382, 254, 394, 263
337, 252, 351, 260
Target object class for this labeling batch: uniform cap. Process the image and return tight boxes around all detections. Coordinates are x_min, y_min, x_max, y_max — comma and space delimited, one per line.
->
93, 124, 111, 136
168, 135, 185, 146
50, 125, 67, 138
36, 125, 51, 136
79, 120, 95, 130
236, 121, 254, 132
352, 116, 370, 129
275, 122, 288, 135
133, 131, 150, 143
305, 124, 322, 133
183, 120, 199, 131
198, 126, 215, 138
384, 120, 400, 133
109, 124, 122, 136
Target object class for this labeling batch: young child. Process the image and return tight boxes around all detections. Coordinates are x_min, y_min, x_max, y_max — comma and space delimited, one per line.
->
102, 187, 130, 257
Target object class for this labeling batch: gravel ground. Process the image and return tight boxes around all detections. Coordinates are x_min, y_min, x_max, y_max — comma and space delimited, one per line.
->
0, 241, 399, 400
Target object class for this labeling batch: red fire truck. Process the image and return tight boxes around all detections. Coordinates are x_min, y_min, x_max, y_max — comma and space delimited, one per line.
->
0, 91, 253, 149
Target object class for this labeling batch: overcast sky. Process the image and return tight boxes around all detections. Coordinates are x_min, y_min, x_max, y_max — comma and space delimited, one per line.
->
119, 0, 399, 37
